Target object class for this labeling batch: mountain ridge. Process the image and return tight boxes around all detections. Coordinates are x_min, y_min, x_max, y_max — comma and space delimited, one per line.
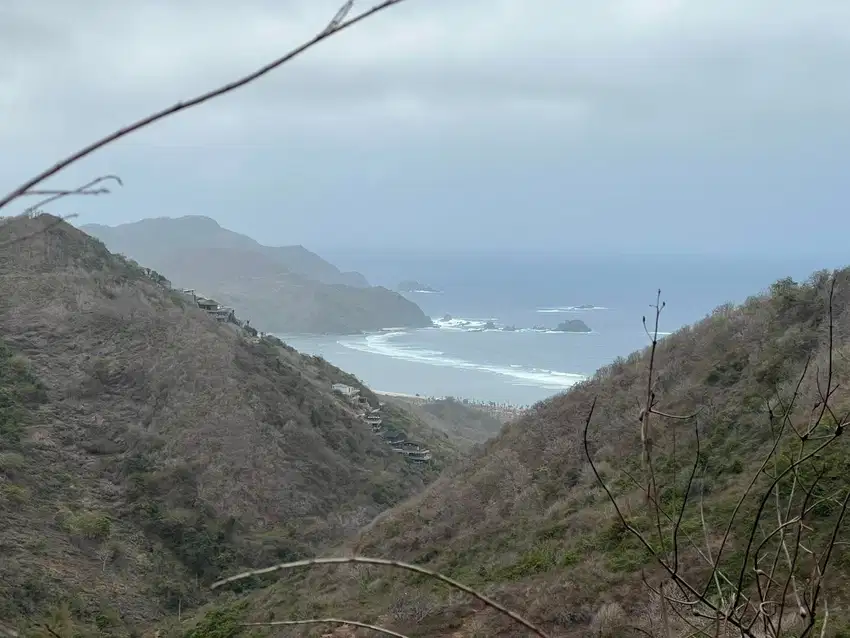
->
193, 267, 850, 637
0, 213, 458, 633
80, 216, 431, 334
81, 215, 370, 288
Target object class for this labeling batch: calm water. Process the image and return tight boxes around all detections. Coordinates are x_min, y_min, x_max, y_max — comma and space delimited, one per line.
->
282, 253, 840, 406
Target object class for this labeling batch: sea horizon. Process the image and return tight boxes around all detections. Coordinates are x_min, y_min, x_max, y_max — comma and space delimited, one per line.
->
278, 252, 847, 406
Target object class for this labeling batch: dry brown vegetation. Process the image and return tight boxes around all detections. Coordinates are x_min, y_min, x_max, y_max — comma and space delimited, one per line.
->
0, 214, 457, 635
195, 269, 850, 637
382, 396, 505, 448
3, 3, 849, 634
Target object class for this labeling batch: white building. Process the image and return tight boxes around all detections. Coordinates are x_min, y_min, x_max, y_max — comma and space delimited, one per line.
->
332, 383, 359, 398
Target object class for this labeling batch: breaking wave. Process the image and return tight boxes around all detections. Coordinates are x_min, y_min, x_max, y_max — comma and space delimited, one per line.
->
337, 331, 586, 390
536, 305, 609, 313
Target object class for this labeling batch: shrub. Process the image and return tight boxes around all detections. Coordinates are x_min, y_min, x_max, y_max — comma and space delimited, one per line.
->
0, 483, 29, 505
0, 451, 25, 474
182, 603, 249, 638
64, 511, 112, 541
589, 602, 627, 637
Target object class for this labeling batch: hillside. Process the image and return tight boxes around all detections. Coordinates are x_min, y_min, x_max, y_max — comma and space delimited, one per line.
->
383, 395, 505, 447
0, 214, 458, 635
80, 216, 431, 334
81, 216, 368, 288
196, 269, 850, 637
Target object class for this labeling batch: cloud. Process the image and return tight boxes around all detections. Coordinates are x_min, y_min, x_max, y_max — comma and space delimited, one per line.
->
1, 1, 849, 254
3, 0, 850, 148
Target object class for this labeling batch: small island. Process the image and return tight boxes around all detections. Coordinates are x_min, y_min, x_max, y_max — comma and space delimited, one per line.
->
397, 280, 441, 293
554, 319, 592, 333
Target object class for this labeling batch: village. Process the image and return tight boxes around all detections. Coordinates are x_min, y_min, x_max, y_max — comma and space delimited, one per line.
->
380, 391, 530, 423
174, 284, 433, 464
331, 383, 433, 464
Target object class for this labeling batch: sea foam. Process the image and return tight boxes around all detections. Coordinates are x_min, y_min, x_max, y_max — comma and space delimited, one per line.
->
338, 331, 586, 390
536, 305, 609, 313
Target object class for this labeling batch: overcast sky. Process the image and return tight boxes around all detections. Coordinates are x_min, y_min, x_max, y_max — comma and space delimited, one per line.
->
2, 0, 849, 257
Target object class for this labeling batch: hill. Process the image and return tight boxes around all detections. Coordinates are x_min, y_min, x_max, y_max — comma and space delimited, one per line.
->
382, 395, 505, 447
0, 214, 458, 635
197, 269, 850, 637
80, 216, 431, 334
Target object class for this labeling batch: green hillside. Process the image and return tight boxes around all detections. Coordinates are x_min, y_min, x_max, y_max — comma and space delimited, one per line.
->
194, 269, 850, 637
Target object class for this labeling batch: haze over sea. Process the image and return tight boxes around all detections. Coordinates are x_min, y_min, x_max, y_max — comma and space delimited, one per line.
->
283, 252, 841, 406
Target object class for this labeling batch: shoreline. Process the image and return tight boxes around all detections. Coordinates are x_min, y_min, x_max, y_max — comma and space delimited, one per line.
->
375, 390, 531, 422
375, 390, 427, 399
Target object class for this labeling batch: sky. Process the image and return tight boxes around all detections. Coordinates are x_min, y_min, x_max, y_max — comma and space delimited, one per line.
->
1, 0, 849, 257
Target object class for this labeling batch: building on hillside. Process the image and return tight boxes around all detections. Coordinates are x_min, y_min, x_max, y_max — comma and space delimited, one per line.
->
196, 297, 219, 311
332, 383, 359, 398
209, 307, 235, 323
391, 445, 432, 463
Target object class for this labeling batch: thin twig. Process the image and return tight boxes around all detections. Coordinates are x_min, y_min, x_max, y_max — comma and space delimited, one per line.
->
21, 188, 109, 196
703, 356, 811, 602
584, 399, 758, 637
242, 618, 410, 637
0, 177, 125, 252
211, 556, 550, 638
672, 418, 701, 574
0, 0, 410, 211
20, 175, 122, 215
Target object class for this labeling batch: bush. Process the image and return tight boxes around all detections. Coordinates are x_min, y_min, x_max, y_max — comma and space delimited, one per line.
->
64, 511, 112, 541
0, 451, 25, 474
0, 341, 47, 447
182, 603, 251, 638
589, 602, 627, 637
0, 483, 29, 505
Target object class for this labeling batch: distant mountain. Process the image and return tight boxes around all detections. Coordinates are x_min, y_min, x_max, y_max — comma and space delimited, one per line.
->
80, 216, 431, 334
82, 215, 368, 287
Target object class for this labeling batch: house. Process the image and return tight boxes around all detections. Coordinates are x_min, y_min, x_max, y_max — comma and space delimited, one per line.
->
391, 446, 432, 462
332, 383, 359, 398
209, 307, 235, 323
196, 297, 219, 311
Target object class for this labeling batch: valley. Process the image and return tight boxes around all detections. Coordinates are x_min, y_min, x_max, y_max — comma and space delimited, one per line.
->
2, 214, 849, 637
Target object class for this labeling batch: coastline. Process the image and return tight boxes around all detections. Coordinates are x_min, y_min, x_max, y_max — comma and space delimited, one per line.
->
376, 390, 530, 423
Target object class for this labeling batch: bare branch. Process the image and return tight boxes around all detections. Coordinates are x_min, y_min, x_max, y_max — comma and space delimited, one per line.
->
583, 398, 759, 636
672, 418, 701, 574
0, 175, 125, 249
702, 355, 811, 602
323, 0, 356, 35
211, 555, 550, 638
0, 1, 409, 212
809, 488, 850, 617
242, 618, 410, 637
20, 175, 123, 215
21, 188, 110, 197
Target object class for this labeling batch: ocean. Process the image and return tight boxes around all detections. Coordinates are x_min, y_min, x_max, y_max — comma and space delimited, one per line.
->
281, 253, 841, 406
